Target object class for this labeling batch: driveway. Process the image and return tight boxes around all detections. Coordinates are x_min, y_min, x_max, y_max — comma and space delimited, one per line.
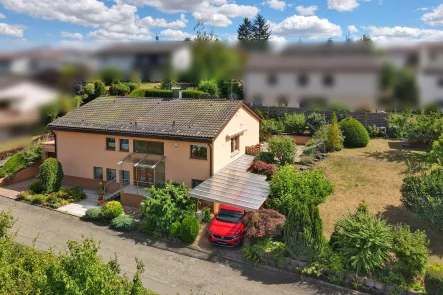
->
0, 197, 352, 295
56, 189, 100, 217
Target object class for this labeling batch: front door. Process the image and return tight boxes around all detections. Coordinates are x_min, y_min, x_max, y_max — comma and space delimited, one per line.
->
136, 167, 154, 186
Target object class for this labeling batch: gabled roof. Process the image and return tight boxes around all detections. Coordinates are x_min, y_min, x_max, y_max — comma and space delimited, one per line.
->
48, 97, 257, 141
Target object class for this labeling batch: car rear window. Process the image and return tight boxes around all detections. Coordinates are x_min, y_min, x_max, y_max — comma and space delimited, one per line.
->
216, 209, 243, 223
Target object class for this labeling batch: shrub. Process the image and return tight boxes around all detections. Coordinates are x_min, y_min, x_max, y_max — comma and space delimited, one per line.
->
93, 80, 107, 98
2, 153, 26, 176
268, 136, 296, 166
201, 208, 211, 223
367, 124, 385, 138
111, 215, 136, 231
182, 89, 207, 98
283, 113, 305, 134
109, 82, 130, 96
248, 160, 276, 179
100, 67, 123, 85
391, 224, 429, 279
20, 142, 42, 163
311, 244, 345, 275
180, 216, 200, 243
169, 221, 181, 238
284, 201, 324, 262
242, 238, 286, 265
259, 124, 271, 143
269, 166, 333, 213
30, 194, 47, 204
125, 82, 138, 93
102, 201, 124, 220
197, 79, 219, 96
83, 82, 95, 96
429, 132, 443, 164
261, 119, 284, 135
339, 117, 370, 148
17, 191, 33, 202
310, 124, 343, 152
244, 208, 285, 238
68, 186, 87, 202
425, 263, 443, 295
331, 204, 392, 275
306, 113, 326, 134
84, 208, 102, 221
35, 158, 64, 195
28, 180, 42, 194
327, 112, 344, 151
128, 88, 146, 97
401, 167, 443, 230
253, 152, 275, 164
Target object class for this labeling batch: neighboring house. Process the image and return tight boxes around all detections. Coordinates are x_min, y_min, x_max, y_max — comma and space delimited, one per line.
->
47, 97, 260, 207
243, 43, 382, 110
95, 42, 191, 82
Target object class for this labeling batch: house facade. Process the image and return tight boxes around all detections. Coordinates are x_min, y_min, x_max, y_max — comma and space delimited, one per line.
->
48, 97, 260, 206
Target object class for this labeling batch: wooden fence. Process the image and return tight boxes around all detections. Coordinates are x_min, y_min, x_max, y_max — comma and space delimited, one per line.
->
254, 107, 389, 128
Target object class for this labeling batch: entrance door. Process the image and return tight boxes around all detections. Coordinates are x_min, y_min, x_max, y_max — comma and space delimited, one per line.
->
136, 167, 154, 186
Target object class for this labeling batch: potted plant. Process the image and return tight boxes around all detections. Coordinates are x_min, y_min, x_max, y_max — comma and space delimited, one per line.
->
97, 182, 104, 205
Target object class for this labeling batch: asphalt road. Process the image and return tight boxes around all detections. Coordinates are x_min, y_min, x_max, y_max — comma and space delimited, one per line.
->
0, 197, 350, 295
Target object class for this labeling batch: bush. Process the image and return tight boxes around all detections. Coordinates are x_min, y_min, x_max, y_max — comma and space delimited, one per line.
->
28, 180, 42, 194
109, 82, 130, 96
180, 216, 200, 243
268, 136, 296, 166
84, 208, 102, 221
125, 82, 138, 93
306, 113, 326, 134
17, 190, 33, 202
259, 124, 271, 143
248, 160, 276, 179
429, 132, 443, 164
68, 186, 87, 202
425, 263, 443, 295
169, 221, 181, 238
94, 80, 107, 98
242, 238, 286, 265
35, 158, 64, 195
201, 208, 211, 223
244, 208, 285, 238
20, 142, 42, 163
327, 112, 344, 151
269, 166, 333, 214
309, 124, 343, 152
283, 113, 305, 134
100, 67, 123, 85
2, 153, 26, 176
182, 89, 207, 98
339, 117, 370, 148
331, 204, 392, 275
387, 112, 411, 138
111, 215, 136, 231
401, 167, 443, 230
391, 224, 429, 279
197, 79, 219, 96
253, 152, 275, 164
284, 201, 324, 262
102, 201, 124, 220
261, 119, 284, 135
30, 194, 47, 204
367, 124, 385, 138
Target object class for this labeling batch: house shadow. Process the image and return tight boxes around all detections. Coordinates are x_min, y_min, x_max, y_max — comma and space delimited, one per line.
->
380, 205, 443, 259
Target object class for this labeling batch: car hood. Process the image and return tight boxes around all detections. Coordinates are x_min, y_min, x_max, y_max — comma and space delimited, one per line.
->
210, 218, 242, 236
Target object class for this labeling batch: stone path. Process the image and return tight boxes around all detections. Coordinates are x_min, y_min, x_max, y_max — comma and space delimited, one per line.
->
56, 189, 101, 217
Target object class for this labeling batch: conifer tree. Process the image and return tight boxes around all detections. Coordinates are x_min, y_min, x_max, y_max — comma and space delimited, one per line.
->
327, 112, 343, 151
252, 14, 272, 41
237, 17, 254, 41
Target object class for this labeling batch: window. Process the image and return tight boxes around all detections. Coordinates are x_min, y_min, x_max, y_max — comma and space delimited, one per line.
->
190, 144, 208, 160
192, 179, 204, 188
120, 138, 129, 152
106, 168, 116, 181
323, 75, 334, 87
298, 74, 309, 86
133, 140, 147, 153
106, 137, 116, 150
267, 74, 277, 86
120, 170, 130, 184
93, 167, 103, 180
277, 96, 288, 106
133, 140, 164, 155
231, 136, 240, 154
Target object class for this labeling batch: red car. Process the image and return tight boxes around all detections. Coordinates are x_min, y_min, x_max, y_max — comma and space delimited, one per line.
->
208, 205, 245, 247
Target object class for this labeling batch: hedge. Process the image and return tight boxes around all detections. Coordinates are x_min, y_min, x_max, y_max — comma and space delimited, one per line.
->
129, 89, 207, 99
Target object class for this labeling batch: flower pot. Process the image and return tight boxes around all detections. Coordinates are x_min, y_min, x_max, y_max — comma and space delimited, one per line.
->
374, 281, 384, 290
364, 278, 375, 288
298, 261, 307, 268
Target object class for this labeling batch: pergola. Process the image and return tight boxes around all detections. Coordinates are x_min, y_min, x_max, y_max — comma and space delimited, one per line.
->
117, 152, 165, 189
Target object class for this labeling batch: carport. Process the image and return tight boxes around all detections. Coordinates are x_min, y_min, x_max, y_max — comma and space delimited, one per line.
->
189, 155, 269, 212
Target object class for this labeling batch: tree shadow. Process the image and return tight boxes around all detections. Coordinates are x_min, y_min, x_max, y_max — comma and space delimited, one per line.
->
363, 141, 429, 174
380, 205, 443, 259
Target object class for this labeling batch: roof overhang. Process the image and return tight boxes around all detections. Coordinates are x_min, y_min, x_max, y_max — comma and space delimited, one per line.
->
226, 128, 247, 139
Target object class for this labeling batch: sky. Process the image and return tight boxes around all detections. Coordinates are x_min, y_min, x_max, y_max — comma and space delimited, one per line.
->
0, 0, 443, 50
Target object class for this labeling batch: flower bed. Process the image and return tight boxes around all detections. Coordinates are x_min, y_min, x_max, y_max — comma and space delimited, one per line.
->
17, 186, 87, 209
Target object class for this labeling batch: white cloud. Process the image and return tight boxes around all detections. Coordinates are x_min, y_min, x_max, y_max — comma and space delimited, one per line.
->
87, 29, 151, 41
270, 15, 342, 39
415, 7, 429, 11
192, 11, 232, 26
347, 25, 358, 33
0, 13, 5, 19
327, 0, 359, 12
159, 29, 193, 40
0, 23, 24, 37
422, 4, 443, 26
60, 31, 83, 40
366, 25, 443, 42
264, 0, 286, 11
295, 5, 318, 16
139, 14, 187, 29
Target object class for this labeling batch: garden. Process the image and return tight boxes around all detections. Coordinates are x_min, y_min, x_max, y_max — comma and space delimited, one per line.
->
243, 110, 443, 294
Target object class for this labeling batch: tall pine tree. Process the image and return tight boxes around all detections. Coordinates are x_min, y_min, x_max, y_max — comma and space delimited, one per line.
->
327, 112, 343, 151
237, 17, 254, 41
252, 14, 272, 41
284, 201, 324, 262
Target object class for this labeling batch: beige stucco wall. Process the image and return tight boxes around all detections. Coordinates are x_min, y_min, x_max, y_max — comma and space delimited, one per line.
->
54, 131, 211, 188
212, 106, 260, 173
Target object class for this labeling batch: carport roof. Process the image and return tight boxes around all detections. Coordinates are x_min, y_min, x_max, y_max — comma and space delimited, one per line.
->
189, 155, 270, 212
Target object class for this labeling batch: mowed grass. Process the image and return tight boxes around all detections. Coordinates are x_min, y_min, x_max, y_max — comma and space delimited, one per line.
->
140, 82, 160, 89
318, 138, 443, 264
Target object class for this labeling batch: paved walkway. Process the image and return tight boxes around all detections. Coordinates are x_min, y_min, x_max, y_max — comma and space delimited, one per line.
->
56, 189, 100, 217
0, 197, 351, 295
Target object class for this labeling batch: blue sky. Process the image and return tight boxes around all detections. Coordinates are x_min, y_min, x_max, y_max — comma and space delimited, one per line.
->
0, 0, 442, 49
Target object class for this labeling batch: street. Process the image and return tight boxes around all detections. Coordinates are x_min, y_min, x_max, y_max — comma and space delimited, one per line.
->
0, 197, 348, 295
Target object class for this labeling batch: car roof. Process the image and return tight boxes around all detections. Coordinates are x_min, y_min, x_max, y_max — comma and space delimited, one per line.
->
220, 204, 244, 212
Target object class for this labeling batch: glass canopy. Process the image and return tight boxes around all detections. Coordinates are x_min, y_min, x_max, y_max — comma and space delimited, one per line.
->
118, 153, 165, 169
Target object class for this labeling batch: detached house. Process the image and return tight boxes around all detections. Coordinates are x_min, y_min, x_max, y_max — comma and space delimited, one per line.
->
48, 97, 261, 207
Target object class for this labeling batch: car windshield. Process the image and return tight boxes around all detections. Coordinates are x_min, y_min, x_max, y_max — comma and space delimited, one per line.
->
216, 209, 243, 224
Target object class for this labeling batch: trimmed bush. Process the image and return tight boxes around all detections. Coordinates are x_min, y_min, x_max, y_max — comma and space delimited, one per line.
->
283, 113, 306, 134
28, 181, 42, 194
111, 215, 136, 231
84, 208, 102, 221
244, 208, 286, 238
248, 160, 276, 179
339, 117, 370, 148
306, 113, 326, 134
425, 263, 443, 295
102, 201, 124, 220
109, 82, 130, 96
180, 216, 200, 243
35, 158, 64, 195
254, 152, 275, 164
94, 80, 107, 98
197, 80, 219, 96
169, 221, 181, 238
268, 136, 297, 166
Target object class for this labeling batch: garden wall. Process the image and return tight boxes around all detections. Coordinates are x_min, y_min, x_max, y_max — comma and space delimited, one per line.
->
120, 192, 145, 207
0, 162, 40, 187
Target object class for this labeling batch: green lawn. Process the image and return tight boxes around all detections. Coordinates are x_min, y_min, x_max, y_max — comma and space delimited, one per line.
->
317, 138, 443, 264
139, 82, 160, 89
0, 137, 34, 153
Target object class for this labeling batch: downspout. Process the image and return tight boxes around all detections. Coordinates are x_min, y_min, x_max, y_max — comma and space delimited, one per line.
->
208, 142, 213, 177
51, 131, 57, 159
